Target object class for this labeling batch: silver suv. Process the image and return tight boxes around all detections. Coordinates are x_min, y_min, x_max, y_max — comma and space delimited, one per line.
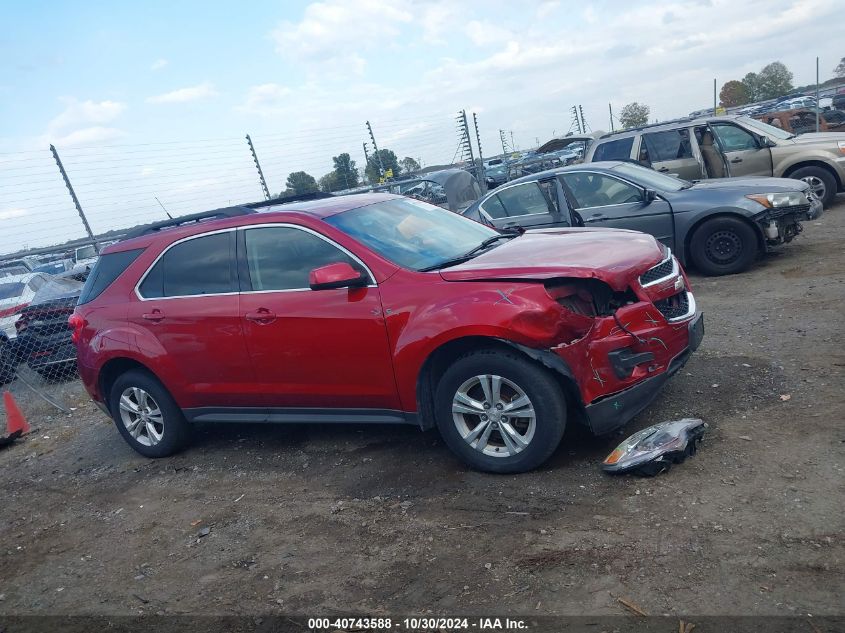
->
585, 115, 845, 206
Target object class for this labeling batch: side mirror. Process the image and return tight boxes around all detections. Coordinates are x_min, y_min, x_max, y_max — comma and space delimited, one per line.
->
644, 189, 657, 203
760, 135, 775, 148
309, 262, 367, 291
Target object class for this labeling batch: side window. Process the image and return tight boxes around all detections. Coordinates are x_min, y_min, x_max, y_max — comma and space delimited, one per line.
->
592, 137, 634, 161
711, 124, 758, 151
496, 182, 554, 217
561, 173, 642, 208
480, 195, 508, 219
139, 232, 233, 298
243, 227, 361, 292
643, 130, 693, 162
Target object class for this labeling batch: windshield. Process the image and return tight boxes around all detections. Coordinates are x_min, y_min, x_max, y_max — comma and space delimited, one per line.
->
610, 163, 690, 192
0, 265, 29, 277
325, 198, 498, 271
0, 282, 25, 300
738, 116, 793, 140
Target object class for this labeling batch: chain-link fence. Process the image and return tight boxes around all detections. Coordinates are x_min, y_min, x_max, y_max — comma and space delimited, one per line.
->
0, 112, 483, 425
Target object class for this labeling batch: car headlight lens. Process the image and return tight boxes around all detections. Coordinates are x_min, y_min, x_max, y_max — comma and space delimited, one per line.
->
746, 191, 808, 208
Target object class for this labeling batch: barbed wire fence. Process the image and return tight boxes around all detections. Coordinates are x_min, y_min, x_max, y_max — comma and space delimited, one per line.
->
0, 110, 480, 426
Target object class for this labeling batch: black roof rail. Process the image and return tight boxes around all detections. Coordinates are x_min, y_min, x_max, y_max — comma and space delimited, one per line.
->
246, 191, 334, 208
122, 206, 256, 240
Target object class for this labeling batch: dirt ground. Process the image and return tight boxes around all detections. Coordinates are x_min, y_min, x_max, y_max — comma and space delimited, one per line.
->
1, 198, 843, 621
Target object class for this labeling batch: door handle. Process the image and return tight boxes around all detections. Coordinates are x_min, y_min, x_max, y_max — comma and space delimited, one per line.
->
583, 215, 606, 223
245, 308, 277, 325
142, 309, 165, 322
730, 157, 743, 164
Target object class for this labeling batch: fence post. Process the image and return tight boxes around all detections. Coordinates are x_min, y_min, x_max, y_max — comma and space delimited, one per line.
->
366, 121, 385, 179
49, 145, 98, 253
472, 112, 487, 194
246, 134, 271, 200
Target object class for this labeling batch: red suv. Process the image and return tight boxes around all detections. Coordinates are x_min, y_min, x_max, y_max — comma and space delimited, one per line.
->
71, 194, 703, 473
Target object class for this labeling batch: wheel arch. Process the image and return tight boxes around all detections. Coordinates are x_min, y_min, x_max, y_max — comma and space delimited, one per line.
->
98, 357, 161, 415
782, 160, 842, 191
415, 335, 583, 430
683, 211, 765, 269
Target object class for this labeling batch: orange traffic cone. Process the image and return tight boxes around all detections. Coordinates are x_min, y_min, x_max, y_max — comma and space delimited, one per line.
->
4, 391, 30, 436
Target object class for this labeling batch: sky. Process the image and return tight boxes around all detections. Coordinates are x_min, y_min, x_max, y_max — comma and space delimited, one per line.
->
1, 0, 843, 254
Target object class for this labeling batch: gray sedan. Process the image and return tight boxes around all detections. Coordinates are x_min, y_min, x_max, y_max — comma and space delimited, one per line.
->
461, 161, 823, 275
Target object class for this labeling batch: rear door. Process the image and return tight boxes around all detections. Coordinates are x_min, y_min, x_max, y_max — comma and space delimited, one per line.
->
710, 122, 773, 177
641, 129, 704, 180
237, 224, 399, 410
559, 171, 676, 249
477, 179, 571, 231
129, 230, 257, 407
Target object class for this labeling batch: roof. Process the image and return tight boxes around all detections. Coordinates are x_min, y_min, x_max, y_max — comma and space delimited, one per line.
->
598, 114, 744, 139
108, 193, 402, 253
494, 161, 626, 188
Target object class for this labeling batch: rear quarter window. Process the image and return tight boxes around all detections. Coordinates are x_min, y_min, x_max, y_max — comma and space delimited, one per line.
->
78, 249, 144, 305
592, 137, 634, 161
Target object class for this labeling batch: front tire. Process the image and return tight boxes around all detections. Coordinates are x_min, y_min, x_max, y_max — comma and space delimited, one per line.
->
790, 166, 837, 207
109, 369, 190, 457
434, 349, 566, 473
689, 216, 759, 276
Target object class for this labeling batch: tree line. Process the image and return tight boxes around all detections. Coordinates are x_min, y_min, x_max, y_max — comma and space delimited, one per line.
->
280, 150, 422, 197
720, 57, 844, 108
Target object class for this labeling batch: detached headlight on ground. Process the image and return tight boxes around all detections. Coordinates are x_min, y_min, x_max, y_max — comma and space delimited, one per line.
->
746, 192, 808, 208
602, 418, 707, 476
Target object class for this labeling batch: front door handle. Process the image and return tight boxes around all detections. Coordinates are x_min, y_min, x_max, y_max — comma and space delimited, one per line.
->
730, 157, 743, 164
245, 308, 277, 325
583, 214, 606, 223
142, 309, 165, 322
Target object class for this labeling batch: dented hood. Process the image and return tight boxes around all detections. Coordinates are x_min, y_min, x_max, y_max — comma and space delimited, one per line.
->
439, 227, 664, 290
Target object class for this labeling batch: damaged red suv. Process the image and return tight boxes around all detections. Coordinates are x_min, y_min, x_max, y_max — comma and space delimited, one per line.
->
71, 194, 703, 473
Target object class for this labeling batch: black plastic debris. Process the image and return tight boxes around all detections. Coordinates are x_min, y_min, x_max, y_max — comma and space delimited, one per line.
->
602, 418, 707, 476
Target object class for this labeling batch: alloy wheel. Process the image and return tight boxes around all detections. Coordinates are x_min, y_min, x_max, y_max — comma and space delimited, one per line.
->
800, 176, 826, 202
451, 374, 536, 457
119, 387, 164, 447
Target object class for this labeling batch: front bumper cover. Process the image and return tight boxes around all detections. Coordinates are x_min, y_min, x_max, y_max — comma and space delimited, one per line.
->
583, 312, 703, 435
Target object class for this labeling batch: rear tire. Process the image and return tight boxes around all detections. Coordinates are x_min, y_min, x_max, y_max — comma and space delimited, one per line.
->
109, 369, 190, 457
689, 216, 759, 276
434, 349, 566, 473
790, 166, 837, 207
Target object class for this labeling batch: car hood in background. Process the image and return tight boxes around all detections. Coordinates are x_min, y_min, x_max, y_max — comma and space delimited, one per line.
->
438, 228, 663, 291
689, 176, 809, 193
784, 131, 845, 144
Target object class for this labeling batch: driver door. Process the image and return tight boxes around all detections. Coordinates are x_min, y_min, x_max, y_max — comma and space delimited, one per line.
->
559, 172, 676, 249
710, 123, 773, 177
237, 225, 399, 410
477, 179, 571, 231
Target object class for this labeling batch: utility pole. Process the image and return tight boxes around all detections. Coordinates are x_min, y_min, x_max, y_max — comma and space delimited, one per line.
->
50, 144, 98, 253
609, 103, 615, 132
245, 134, 270, 200
473, 112, 487, 194
456, 110, 480, 187
579, 105, 589, 132
815, 57, 820, 133
570, 106, 582, 134
510, 131, 516, 151
366, 121, 385, 179
499, 129, 508, 155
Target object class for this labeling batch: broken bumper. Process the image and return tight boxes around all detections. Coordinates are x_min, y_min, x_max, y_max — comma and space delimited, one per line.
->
583, 312, 704, 435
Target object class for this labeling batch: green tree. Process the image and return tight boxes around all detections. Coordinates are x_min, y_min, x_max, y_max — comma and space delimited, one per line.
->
741, 72, 760, 102
365, 148, 401, 182
834, 56, 845, 78
331, 152, 359, 189
756, 61, 793, 100
284, 171, 319, 195
318, 172, 337, 193
719, 80, 751, 107
400, 156, 421, 174
619, 102, 650, 129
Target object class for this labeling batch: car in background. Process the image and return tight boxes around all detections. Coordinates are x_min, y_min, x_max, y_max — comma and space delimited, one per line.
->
0, 259, 34, 278
484, 163, 509, 189
461, 161, 821, 276
756, 108, 845, 135
0, 273, 51, 341
13, 276, 83, 379
72, 195, 702, 473
32, 260, 71, 275
585, 115, 845, 206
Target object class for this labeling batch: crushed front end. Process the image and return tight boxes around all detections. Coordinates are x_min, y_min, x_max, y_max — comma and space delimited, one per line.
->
546, 251, 703, 435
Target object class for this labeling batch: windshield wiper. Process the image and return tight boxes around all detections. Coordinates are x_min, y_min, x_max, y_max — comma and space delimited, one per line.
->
419, 234, 517, 272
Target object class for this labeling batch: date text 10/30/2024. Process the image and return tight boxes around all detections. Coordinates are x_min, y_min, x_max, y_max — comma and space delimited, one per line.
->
307, 617, 529, 630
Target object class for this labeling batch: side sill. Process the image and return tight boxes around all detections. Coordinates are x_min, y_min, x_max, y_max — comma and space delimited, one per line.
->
183, 407, 418, 426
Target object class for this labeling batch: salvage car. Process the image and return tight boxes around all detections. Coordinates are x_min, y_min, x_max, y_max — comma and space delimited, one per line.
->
14, 276, 83, 379
755, 108, 845, 135
71, 195, 702, 473
461, 162, 822, 276
585, 115, 845, 206
0, 273, 51, 341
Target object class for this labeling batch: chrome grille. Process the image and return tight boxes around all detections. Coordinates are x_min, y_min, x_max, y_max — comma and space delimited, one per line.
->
639, 255, 676, 286
655, 291, 691, 321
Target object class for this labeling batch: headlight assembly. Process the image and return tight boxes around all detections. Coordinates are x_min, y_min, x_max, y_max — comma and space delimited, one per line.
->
746, 192, 808, 208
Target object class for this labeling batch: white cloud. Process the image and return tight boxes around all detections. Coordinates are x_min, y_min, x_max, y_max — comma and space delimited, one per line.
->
238, 83, 293, 115
49, 126, 125, 147
465, 20, 513, 47
146, 82, 218, 104
150, 58, 169, 71
271, 0, 412, 72
42, 97, 127, 147
0, 208, 28, 221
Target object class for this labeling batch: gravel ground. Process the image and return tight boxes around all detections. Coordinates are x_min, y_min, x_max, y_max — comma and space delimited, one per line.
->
1, 198, 843, 621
